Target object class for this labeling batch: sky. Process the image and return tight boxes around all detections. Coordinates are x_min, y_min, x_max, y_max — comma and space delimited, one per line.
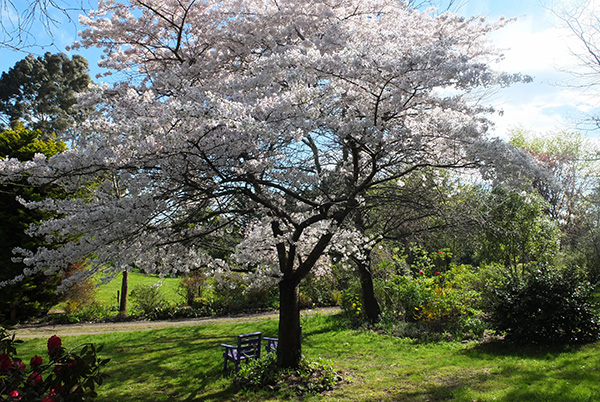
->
0, 0, 598, 139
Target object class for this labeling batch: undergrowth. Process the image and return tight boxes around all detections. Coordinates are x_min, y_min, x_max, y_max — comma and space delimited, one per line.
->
233, 353, 345, 397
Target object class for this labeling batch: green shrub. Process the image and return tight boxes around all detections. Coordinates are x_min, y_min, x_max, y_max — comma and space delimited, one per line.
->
177, 273, 207, 308
340, 291, 365, 327
56, 303, 118, 324
299, 273, 339, 308
61, 263, 97, 314
233, 354, 341, 397
485, 267, 600, 344
129, 282, 167, 316
213, 272, 278, 314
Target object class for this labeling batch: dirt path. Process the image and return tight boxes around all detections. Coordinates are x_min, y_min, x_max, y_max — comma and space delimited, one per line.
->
11, 307, 340, 339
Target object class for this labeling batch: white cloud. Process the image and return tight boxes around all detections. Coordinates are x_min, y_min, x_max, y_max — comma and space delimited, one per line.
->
484, 10, 600, 137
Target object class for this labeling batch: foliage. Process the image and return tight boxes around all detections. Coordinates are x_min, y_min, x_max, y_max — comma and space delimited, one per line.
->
177, 273, 207, 308
60, 264, 97, 315
485, 267, 600, 345
0, 53, 91, 137
52, 303, 118, 325
128, 282, 167, 316
0, 328, 108, 401
212, 272, 279, 314
342, 244, 486, 339
478, 186, 561, 274
0, 123, 67, 322
299, 265, 344, 308
233, 353, 341, 397
509, 130, 598, 228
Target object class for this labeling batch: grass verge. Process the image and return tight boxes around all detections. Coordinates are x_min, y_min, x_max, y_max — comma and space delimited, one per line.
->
17, 313, 600, 401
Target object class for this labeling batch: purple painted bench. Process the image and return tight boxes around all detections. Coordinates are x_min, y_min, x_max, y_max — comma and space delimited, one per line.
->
221, 331, 262, 372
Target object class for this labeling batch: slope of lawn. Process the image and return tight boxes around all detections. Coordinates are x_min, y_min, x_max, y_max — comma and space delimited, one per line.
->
94, 271, 184, 307
19, 313, 600, 402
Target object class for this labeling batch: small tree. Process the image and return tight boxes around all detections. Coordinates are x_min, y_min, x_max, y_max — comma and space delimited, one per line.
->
478, 186, 561, 277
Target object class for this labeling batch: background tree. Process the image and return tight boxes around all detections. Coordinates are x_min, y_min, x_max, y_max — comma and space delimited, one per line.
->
0, 123, 66, 321
509, 129, 600, 281
0, 52, 91, 139
477, 186, 561, 278
509, 130, 598, 234
1, 0, 535, 368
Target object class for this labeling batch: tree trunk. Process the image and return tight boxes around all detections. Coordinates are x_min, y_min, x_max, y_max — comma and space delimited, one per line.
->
119, 270, 128, 315
277, 276, 302, 369
356, 257, 381, 324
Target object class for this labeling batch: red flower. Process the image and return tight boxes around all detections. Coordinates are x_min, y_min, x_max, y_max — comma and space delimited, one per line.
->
27, 372, 43, 386
435, 271, 440, 275
41, 398, 54, 402
52, 383, 63, 394
11, 361, 25, 371
0, 354, 12, 371
9, 389, 20, 400
47, 335, 62, 352
418, 270, 424, 274
438, 251, 443, 254
30, 355, 43, 368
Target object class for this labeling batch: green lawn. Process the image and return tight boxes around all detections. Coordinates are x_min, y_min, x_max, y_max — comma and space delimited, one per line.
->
19, 313, 600, 401
94, 271, 184, 307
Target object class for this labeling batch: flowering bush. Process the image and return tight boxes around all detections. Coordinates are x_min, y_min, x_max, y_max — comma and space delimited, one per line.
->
0, 327, 108, 401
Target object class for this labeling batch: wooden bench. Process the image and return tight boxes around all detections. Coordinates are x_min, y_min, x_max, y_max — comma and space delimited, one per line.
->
221, 332, 262, 372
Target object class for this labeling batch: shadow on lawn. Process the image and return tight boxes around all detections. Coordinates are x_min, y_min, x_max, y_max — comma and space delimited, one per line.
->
358, 340, 600, 402
97, 321, 284, 401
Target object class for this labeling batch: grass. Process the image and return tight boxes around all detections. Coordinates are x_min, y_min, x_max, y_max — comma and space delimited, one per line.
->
94, 271, 184, 307
18, 313, 600, 401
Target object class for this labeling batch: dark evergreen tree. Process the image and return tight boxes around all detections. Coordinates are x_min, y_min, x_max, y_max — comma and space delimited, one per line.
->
0, 52, 91, 137
0, 123, 66, 321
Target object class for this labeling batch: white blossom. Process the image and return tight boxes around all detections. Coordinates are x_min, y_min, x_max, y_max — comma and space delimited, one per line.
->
0, 0, 538, 291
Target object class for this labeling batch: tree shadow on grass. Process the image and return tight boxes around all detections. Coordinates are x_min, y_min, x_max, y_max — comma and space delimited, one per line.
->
351, 339, 600, 402
465, 338, 578, 359
95, 321, 296, 401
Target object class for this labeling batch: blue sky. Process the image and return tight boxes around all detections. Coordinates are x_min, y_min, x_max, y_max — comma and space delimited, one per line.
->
0, 0, 596, 138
